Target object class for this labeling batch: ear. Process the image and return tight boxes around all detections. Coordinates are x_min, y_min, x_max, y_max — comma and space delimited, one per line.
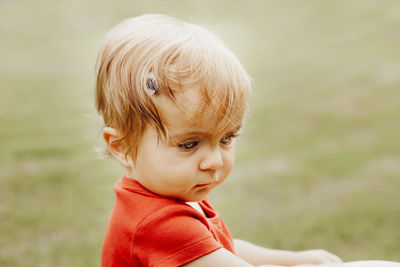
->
103, 127, 131, 168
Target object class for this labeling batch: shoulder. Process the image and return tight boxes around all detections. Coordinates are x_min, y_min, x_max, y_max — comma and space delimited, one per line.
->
134, 203, 212, 239
110, 181, 201, 237
104, 179, 224, 266
104, 179, 206, 266
132, 204, 222, 267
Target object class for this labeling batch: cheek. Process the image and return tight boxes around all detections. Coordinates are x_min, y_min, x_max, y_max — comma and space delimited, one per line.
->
223, 149, 235, 174
226, 156, 234, 173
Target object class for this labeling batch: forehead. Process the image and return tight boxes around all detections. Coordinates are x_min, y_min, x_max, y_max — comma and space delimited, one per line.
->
156, 89, 243, 137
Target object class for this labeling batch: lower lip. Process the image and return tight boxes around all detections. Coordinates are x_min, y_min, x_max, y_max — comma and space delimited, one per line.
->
195, 183, 211, 187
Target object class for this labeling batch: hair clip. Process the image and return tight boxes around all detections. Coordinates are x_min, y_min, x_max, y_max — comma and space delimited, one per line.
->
146, 73, 158, 95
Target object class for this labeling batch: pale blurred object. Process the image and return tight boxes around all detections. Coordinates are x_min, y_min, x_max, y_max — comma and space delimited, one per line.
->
345, 260, 400, 267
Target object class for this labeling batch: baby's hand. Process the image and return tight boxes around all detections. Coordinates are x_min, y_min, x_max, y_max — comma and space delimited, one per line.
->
294, 264, 345, 267
258, 264, 344, 267
294, 249, 343, 264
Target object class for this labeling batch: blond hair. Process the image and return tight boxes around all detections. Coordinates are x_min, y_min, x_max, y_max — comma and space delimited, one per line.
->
95, 14, 251, 160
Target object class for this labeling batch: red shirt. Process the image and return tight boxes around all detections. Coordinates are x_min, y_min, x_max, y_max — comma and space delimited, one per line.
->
101, 176, 235, 267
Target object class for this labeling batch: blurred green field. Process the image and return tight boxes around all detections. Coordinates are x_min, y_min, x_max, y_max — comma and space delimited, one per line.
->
1, 0, 399, 266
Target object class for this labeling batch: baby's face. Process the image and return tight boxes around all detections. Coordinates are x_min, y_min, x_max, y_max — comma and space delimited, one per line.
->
126, 89, 242, 202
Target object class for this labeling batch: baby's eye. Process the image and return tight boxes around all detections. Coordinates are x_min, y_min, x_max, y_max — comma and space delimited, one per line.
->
220, 134, 237, 145
178, 141, 199, 150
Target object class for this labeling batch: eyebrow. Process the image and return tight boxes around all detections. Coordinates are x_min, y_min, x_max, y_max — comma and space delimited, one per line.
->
169, 124, 243, 141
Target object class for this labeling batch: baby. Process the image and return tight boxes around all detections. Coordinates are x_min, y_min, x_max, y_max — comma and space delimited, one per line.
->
95, 14, 343, 266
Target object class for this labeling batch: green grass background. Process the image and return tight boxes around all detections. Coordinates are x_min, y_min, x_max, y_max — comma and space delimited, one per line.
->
1, 0, 399, 266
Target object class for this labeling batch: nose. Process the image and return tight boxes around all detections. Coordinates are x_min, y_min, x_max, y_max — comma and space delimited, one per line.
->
199, 147, 223, 171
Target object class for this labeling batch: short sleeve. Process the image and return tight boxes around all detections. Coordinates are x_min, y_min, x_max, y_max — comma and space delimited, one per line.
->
131, 205, 222, 267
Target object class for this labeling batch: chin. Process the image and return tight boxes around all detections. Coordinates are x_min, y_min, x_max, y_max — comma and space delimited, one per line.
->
191, 189, 213, 202
181, 191, 210, 202
167, 186, 213, 202
164, 192, 207, 202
